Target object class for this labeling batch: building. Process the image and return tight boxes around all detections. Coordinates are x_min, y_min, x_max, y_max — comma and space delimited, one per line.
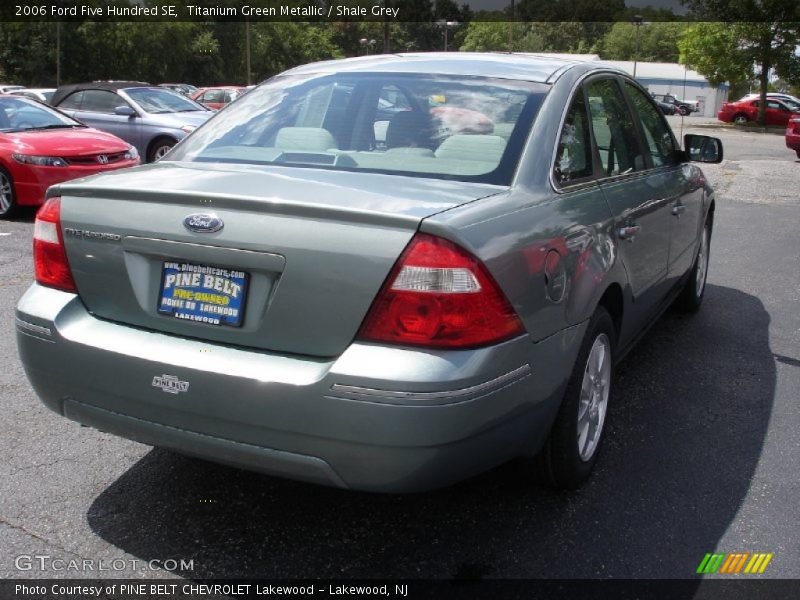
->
529, 54, 729, 118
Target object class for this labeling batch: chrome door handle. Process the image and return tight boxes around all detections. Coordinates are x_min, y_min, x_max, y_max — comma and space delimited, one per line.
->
672, 204, 686, 216
618, 225, 640, 240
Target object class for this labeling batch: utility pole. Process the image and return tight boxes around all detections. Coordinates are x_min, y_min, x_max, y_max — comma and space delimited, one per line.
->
632, 15, 643, 79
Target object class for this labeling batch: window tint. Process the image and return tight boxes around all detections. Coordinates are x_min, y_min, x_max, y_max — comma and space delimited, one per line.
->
625, 82, 677, 168
81, 90, 124, 113
57, 91, 84, 110
587, 79, 643, 176
554, 88, 594, 185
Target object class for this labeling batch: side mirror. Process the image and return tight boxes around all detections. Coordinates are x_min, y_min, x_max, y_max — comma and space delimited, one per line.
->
684, 134, 723, 164
114, 105, 136, 117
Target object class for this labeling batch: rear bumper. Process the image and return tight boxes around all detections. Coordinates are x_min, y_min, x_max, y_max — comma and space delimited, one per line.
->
16, 284, 584, 492
786, 131, 800, 151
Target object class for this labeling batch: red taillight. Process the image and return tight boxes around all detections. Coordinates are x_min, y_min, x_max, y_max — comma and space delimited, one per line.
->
33, 197, 77, 292
357, 233, 524, 349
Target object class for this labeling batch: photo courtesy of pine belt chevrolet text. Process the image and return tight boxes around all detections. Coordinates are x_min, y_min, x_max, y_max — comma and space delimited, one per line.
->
15, 53, 723, 492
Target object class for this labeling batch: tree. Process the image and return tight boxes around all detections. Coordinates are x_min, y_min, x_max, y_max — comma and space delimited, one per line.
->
601, 22, 689, 63
680, 0, 800, 124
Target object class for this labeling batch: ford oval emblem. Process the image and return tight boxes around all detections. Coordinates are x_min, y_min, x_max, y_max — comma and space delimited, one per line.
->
183, 213, 223, 233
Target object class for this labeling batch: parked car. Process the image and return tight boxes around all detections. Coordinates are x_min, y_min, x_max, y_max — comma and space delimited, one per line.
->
9, 88, 57, 104
0, 85, 25, 94
738, 92, 800, 107
16, 54, 722, 492
652, 93, 699, 116
51, 82, 212, 162
191, 86, 245, 110
717, 97, 800, 126
786, 116, 800, 158
653, 97, 677, 115
0, 95, 139, 218
159, 83, 198, 97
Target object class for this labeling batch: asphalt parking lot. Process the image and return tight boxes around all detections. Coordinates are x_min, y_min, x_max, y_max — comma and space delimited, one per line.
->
1, 118, 798, 582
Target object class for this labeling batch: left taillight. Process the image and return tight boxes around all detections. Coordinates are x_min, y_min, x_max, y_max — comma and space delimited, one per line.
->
33, 197, 77, 292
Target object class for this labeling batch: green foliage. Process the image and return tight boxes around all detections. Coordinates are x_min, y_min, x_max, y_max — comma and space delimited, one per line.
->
601, 22, 689, 63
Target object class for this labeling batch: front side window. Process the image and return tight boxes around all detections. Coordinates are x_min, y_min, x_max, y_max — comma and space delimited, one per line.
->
167, 73, 547, 184
625, 82, 677, 168
586, 79, 643, 176
554, 87, 594, 185
124, 87, 204, 114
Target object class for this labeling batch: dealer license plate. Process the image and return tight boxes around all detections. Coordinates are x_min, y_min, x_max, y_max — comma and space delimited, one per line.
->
157, 261, 249, 327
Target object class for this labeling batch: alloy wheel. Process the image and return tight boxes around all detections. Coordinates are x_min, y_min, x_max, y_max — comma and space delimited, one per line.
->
577, 333, 611, 462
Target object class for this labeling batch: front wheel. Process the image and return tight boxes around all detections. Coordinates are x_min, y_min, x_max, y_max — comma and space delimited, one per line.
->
675, 221, 711, 313
539, 307, 615, 489
732, 113, 748, 125
0, 167, 17, 219
679, 106, 690, 116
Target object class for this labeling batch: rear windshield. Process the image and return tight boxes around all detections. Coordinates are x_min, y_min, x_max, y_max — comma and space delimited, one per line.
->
167, 73, 548, 184
124, 87, 206, 114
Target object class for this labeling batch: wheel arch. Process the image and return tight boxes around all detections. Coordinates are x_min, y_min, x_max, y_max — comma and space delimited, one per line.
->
146, 134, 178, 162
596, 282, 624, 345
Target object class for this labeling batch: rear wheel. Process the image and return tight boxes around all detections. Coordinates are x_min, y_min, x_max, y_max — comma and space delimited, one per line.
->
732, 113, 748, 124
795, 149, 800, 159
675, 220, 711, 313
0, 167, 17, 219
147, 137, 176, 162
539, 307, 615, 489
679, 105, 690, 116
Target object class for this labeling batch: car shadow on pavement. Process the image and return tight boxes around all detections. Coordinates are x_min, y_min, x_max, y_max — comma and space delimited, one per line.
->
87, 283, 775, 580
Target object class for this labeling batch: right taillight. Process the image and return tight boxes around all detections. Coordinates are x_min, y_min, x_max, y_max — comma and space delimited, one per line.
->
357, 233, 524, 349
33, 197, 77, 293
792, 118, 800, 134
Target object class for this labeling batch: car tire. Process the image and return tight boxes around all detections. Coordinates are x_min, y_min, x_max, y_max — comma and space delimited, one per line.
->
147, 137, 176, 163
0, 167, 18, 219
795, 149, 800, 159
538, 306, 615, 489
733, 113, 748, 124
679, 106, 690, 116
675, 219, 711, 313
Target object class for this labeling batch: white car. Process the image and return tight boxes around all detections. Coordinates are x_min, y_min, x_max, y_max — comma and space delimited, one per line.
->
9, 88, 56, 104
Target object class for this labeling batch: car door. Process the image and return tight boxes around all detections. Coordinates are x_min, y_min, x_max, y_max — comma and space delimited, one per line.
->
623, 81, 704, 287
587, 76, 673, 331
766, 100, 792, 126
69, 90, 141, 148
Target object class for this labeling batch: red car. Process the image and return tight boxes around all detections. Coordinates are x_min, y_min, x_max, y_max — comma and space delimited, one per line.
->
0, 95, 139, 218
717, 97, 800, 126
191, 86, 245, 110
787, 116, 800, 159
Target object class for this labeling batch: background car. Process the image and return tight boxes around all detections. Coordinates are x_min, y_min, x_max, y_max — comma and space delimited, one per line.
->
0, 85, 25, 94
51, 82, 212, 162
9, 88, 56, 104
159, 83, 198, 97
0, 95, 139, 218
652, 93, 699, 115
717, 97, 800, 125
738, 92, 800, 107
654, 97, 677, 115
786, 116, 800, 158
191, 86, 245, 110
17, 54, 722, 493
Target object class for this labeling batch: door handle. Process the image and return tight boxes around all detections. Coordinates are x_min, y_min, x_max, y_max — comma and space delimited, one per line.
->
618, 224, 640, 240
672, 204, 686, 216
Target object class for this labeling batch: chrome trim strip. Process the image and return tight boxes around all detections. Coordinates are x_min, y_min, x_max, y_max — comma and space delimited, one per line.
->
15, 317, 52, 338
330, 364, 531, 401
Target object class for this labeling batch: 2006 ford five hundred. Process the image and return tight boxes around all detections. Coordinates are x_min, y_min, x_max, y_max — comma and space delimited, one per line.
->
16, 54, 722, 492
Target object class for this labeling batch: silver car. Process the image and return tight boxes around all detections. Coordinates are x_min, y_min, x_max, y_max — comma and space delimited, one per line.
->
16, 54, 722, 492
51, 83, 212, 162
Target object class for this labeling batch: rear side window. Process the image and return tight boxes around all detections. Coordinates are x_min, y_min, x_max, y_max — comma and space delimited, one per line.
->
625, 82, 677, 168
81, 90, 123, 113
587, 79, 643, 176
554, 88, 594, 185
57, 91, 84, 110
